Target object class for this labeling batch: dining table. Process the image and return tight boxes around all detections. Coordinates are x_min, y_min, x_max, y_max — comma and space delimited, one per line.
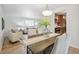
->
26, 33, 60, 54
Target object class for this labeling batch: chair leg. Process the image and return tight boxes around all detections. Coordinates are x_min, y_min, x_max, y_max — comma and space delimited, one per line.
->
27, 46, 33, 54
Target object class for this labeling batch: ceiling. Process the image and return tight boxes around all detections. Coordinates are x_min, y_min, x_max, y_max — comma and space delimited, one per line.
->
1, 4, 68, 18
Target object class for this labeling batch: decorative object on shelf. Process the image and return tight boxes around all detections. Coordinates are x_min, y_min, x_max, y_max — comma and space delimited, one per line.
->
42, 4, 53, 16
39, 17, 50, 35
2, 17, 5, 30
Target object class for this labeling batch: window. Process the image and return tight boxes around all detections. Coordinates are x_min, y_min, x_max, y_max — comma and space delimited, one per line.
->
25, 20, 35, 27
17, 20, 38, 28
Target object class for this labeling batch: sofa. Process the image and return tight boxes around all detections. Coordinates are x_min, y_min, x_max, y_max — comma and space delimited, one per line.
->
8, 29, 22, 43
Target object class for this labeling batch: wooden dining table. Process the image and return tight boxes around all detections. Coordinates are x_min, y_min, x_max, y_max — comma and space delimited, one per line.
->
27, 33, 60, 54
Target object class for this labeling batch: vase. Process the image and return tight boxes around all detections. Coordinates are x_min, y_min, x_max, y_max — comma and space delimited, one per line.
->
43, 27, 50, 37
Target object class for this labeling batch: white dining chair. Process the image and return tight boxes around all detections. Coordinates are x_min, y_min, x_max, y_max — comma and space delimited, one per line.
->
19, 34, 28, 54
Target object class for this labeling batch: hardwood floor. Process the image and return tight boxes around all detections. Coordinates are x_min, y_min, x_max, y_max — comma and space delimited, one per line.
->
0, 39, 26, 54
68, 46, 79, 54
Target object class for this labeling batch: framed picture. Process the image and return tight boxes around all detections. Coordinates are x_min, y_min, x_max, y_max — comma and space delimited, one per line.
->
2, 17, 5, 30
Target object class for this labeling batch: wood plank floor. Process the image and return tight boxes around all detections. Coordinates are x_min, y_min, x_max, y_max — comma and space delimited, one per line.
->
68, 46, 79, 54
0, 39, 26, 54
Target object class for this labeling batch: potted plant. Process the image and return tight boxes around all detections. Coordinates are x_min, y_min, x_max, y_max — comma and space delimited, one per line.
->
39, 17, 50, 34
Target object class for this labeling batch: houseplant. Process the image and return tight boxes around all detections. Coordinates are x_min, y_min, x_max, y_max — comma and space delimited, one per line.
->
39, 17, 50, 34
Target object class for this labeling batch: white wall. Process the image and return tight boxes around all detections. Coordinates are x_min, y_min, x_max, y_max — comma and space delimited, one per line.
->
51, 5, 79, 53
2, 4, 43, 19
0, 5, 4, 52
69, 6, 79, 48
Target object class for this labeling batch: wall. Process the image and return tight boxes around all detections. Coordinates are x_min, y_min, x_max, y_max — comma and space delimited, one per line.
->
2, 4, 43, 19
51, 5, 79, 53
69, 6, 79, 49
3, 5, 42, 31
0, 5, 4, 52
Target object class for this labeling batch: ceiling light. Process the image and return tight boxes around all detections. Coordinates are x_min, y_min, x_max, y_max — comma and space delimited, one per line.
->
42, 5, 53, 16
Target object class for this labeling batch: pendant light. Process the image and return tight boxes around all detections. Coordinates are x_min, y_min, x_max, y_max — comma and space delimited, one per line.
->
42, 4, 53, 16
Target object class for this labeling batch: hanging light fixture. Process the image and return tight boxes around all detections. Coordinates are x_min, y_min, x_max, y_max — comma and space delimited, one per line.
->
42, 4, 53, 16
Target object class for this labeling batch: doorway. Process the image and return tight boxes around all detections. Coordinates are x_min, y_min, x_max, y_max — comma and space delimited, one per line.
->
55, 13, 66, 34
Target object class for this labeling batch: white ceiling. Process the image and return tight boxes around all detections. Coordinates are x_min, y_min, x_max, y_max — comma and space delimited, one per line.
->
1, 4, 68, 18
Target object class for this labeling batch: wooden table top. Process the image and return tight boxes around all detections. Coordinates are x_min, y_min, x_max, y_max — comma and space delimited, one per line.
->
27, 33, 60, 54
27, 33, 59, 46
